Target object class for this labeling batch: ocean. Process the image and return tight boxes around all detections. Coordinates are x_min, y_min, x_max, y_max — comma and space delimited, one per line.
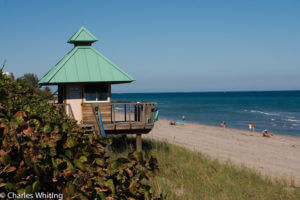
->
112, 91, 300, 137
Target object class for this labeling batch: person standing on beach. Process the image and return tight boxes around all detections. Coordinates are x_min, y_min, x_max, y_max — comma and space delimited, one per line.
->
252, 123, 255, 132
182, 115, 185, 122
248, 123, 252, 131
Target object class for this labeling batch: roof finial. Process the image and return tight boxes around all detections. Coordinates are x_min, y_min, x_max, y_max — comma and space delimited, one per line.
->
67, 27, 98, 46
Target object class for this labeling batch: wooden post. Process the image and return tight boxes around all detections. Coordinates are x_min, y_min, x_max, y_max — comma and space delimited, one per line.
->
151, 104, 155, 124
140, 104, 145, 122
122, 134, 128, 148
134, 104, 137, 121
147, 104, 150, 123
144, 104, 147, 124
124, 104, 127, 121
129, 104, 131, 122
129, 104, 132, 129
138, 104, 141, 121
136, 134, 142, 152
112, 104, 116, 123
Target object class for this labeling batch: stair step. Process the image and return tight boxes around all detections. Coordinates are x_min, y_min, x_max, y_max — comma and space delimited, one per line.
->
80, 124, 96, 134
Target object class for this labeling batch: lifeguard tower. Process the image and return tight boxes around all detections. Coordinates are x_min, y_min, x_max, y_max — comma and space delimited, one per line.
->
39, 27, 157, 151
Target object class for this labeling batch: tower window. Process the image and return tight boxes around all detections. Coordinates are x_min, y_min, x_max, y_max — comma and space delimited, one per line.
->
84, 85, 109, 102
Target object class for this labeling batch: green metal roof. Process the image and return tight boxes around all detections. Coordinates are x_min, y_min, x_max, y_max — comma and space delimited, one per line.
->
68, 27, 98, 44
39, 27, 134, 85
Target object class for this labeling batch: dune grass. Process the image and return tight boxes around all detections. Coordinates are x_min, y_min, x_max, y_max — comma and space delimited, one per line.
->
110, 136, 300, 200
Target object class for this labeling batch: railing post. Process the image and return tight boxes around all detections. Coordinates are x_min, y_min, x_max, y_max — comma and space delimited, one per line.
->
111, 104, 113, 123
113, 104, 116, 124
140, 103, 145, 122
124, 104, 127, 122
138, 104, 141, 121
129, 104, 131, 129
144, 104, 147, 124
151, 104, 155, 124
129, 104, 131, 121
146, 104, 149, 123
134, 104, 137, 121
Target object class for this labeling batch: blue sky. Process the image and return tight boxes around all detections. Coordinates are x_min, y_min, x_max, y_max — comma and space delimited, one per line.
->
0, 0, 299, 92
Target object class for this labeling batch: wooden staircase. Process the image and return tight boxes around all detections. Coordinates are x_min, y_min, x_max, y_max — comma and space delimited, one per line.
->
80, 124, 96, 135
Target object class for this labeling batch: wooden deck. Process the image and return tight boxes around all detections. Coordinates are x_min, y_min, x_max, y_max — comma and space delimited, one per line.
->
55, 101, 157, 135
83, 101, 157, 135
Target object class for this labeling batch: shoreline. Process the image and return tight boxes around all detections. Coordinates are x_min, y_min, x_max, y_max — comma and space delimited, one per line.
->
146, 119, 300, 186
159, 117, 300, 138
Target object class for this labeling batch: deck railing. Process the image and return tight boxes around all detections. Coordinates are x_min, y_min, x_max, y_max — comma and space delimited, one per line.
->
82, 101, 157, 126
52, 101, 157, 129
110, 101, 157, 125
88, 102, 157, 136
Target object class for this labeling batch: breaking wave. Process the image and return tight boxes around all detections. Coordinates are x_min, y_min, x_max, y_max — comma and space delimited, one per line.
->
248, 110, 280, 116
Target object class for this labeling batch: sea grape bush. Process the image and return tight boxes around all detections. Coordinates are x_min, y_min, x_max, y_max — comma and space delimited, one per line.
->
0, 71, 160, 199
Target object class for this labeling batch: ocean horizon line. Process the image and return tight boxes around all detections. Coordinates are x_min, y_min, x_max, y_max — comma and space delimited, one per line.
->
112, 89, 300, 94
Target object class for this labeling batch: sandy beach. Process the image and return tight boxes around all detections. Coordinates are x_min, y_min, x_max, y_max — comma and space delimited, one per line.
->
145, 119, 300, 186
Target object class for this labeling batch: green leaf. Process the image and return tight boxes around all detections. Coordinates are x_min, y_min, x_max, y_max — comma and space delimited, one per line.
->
79, 156, 87, 163
62, 123, 68, 132
67, 183, 75, 196
96, 191, 106, 200
25, 185, 32, 193
17, 188, 25, 194
55, 134, 62, 141
95, 158, 104, 166
67, 138, 75, 148
14, 111, 26, 124
105, 179, 115, 193
43, 124, 51, 134
129, 181, 138, 193
65, 150, 73, 159
73, 159, 85, 170
50, 148, 56, 157
5, 182, 14, 191
1, 154, 11, 165
32, 180, 40, 192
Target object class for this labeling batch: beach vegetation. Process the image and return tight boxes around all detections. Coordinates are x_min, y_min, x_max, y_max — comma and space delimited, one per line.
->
18, 73, 39, 88
17, 73, 52, 98
0, 71, 160, 199
111, 136, 300, 200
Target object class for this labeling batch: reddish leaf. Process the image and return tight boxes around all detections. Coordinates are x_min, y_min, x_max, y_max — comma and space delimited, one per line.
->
5, 166, 16, 173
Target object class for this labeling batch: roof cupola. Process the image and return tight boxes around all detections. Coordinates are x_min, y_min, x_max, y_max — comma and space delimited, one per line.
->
67, 27, 98, 46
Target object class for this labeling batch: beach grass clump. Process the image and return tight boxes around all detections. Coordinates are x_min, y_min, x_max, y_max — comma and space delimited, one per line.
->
110, 136, 300, 200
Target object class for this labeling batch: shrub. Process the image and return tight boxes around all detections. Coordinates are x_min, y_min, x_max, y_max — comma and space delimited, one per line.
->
0, 71, 160, 199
